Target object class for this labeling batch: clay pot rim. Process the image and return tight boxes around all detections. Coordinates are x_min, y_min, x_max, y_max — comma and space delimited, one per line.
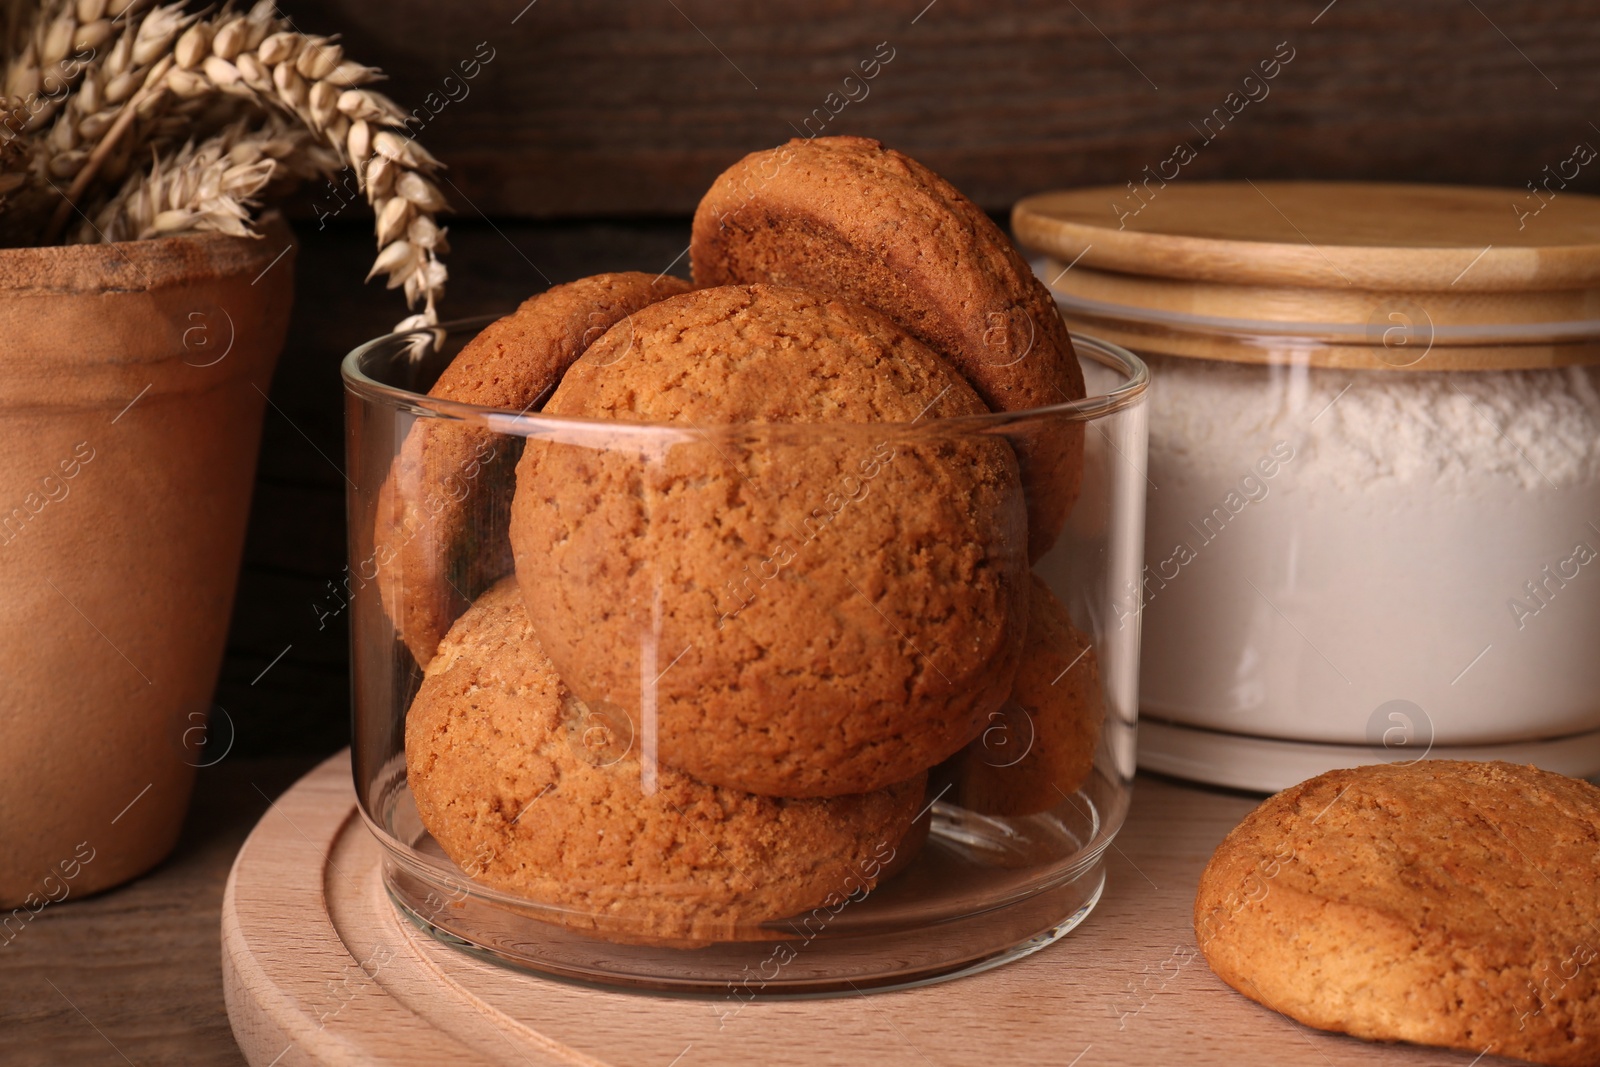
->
0, 212, 293, 295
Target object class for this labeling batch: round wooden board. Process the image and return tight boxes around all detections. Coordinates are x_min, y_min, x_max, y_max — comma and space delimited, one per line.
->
222, 751, 1514, 1067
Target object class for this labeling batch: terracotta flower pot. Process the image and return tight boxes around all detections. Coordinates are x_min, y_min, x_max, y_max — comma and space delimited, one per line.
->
0, 216, 294, 911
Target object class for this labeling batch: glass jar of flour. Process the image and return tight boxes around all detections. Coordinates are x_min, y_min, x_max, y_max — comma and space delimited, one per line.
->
1016, 182, 1600, 791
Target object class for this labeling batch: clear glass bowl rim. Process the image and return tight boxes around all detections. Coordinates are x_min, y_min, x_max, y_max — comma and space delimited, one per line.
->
340, 313, 1150, 431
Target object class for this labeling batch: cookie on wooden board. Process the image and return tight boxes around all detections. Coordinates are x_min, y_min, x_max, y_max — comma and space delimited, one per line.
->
956, 575, 1101, 817
691, 136, 1085, 560
405, 577, 925, 948
374, 272, 690, 666
1195, 760, 1600, 1067
509, 283, 1029, 798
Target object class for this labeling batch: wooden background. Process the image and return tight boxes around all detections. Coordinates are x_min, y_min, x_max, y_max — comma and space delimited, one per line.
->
217, 0, 1600, 759
279, 0, 1600, 217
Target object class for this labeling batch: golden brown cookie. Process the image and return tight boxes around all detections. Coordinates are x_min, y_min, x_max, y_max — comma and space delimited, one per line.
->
404, 577, 925, 947
690, 136, 1085, 560
956, 576, 1101, 817
509, 283, 1029, 798
374, 272, 691, 665
1195, 761, 1600, 1067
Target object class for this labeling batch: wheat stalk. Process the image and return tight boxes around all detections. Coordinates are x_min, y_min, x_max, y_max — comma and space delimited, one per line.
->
0, 95, 31, 200
1, 0, 450, 326
84, 114, 326, 241
28, 3, 188, 181
0, 0, 134, 222
3, 0, 153, 135
144, 1, 450, 325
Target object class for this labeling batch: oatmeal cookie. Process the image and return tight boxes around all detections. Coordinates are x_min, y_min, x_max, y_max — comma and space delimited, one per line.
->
1196, 760, 1600, 1067
691, 136, 1084, 559
509, 283, 1029, 797
405, 578, 924, 947
374, 272, 690, 665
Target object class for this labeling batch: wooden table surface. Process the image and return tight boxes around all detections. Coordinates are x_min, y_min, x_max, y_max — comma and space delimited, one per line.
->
0, 757, 318, 1067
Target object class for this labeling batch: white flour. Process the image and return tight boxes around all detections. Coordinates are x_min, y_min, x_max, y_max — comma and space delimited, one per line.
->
1137, 354, 1600, 747
1150, 358, 1600, 491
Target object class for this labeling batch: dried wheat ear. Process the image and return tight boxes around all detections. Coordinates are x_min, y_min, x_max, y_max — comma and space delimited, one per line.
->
1, 0, 449, 328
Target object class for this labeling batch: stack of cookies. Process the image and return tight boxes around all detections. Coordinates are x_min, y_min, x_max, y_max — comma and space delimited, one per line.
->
381, 137, 1104, 945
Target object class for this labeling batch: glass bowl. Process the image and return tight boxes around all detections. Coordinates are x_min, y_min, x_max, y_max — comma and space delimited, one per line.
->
342, 314, 1148, 994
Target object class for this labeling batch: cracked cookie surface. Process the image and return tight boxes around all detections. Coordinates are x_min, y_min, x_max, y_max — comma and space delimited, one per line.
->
691, 136, 1084, 559
405, 577, 925, 947
955, 575, 1101, 817
1196, 760, 1600, 1067
375, 271, 691, 665
509, 283, 1029, 797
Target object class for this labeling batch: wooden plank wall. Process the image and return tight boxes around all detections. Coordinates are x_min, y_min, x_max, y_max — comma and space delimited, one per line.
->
288, 0, 1600, 216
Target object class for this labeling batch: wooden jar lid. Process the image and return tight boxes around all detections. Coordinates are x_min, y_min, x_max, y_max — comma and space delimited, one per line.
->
1014, 181, 1600, 369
